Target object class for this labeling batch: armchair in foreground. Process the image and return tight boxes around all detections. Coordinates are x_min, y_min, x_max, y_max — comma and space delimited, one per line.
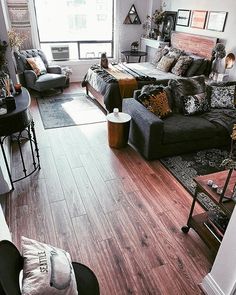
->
14, 49, 66, 93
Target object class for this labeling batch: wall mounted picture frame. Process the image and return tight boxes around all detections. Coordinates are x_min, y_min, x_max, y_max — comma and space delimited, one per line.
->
206, 11, 228, 32
176, 9, 191, 27
190, 10, 207, 29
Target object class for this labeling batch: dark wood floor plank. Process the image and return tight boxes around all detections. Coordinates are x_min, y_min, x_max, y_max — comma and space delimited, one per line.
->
79, 153, 120, 213
38, 147, 65, 203
54, 154, 86, 218
50, 200, 80, 260
72, 167, 113, 241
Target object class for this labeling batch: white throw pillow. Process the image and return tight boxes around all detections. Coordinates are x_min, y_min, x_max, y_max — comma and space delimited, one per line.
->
26, 56, 47, 76
21, 236, 78, 295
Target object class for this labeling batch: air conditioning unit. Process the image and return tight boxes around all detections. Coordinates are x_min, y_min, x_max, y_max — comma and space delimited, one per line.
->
51, 45, 69, 61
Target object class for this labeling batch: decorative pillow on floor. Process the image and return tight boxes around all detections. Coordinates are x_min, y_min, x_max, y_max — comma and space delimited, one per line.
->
211, 85, 235, 109
171, 56, 193, 76
138, 89, 172, 118
183, 92, 209, 115
21, 236, 78, 295
156, 55, 175, 72
26, 56, 47, 76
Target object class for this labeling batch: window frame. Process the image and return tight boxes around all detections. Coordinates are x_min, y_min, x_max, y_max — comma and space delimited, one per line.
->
33, 0, 114, 60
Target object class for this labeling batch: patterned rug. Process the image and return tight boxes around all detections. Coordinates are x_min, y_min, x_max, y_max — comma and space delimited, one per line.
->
160, 148, 230, 210
37, 92, 106, 129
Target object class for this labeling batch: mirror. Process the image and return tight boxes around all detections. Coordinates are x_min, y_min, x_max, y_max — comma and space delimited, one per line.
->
225, 53, 235, 69
161, 11, 177, 42
124, 5, 141, 24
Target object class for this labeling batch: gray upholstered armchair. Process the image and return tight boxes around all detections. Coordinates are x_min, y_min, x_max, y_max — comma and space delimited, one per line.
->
14, 49, 66, 92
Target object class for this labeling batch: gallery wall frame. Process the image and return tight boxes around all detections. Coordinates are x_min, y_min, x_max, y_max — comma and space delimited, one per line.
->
206, 11, 228, 32
176, 9, 191, 27
190, 10, 207, 29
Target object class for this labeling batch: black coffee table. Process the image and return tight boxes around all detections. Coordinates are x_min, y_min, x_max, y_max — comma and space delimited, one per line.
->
121, 50, 147, 63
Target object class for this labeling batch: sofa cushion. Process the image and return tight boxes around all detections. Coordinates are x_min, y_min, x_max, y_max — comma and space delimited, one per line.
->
183, 92, 209, 115
138, 89, 172, 118
210, 85, 235, 109
151, 46, 169, 65
169, 75, 206, 113
26, 56, 47, 76
162, 114, 221, 144
139, 84, 174, 109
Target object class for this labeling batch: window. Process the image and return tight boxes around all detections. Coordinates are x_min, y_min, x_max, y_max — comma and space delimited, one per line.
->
34, 0, 114, 60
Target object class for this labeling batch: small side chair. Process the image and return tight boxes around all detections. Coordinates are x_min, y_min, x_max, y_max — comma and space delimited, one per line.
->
14, 49, 66, 93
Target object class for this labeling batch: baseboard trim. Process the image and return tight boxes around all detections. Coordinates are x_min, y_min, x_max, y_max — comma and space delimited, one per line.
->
200, 274, 225, 295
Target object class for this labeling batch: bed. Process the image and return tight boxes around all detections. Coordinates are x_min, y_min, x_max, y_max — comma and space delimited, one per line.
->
82, 32, 218, 113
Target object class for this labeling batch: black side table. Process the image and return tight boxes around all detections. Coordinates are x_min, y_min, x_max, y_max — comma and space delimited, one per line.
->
0, 88, 40, 190
121, 50, 147, 63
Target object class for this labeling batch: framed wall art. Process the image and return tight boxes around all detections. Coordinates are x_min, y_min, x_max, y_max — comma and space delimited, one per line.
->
190, 10, 207, 29
176, 9, 191, 27
206, 11, 228, 32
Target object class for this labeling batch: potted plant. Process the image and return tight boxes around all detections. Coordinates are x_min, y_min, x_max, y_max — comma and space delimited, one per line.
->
152, 9, 165, 38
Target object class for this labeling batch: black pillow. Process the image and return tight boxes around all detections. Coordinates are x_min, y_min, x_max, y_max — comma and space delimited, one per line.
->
195, 59, 209, 75
185, 59, 204, 77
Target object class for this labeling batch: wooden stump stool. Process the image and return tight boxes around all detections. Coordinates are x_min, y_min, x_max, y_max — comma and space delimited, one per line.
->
107, 112, 131, 148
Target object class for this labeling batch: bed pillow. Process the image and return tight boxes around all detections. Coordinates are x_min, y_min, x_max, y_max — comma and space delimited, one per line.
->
185, 58, 204, 77
138, 88, 172, 118
171, 56, 193, 76
21, 236, 78, 295
169, 75, 206, 113
26, 56, 47, 76
183, 92, 210, 115
151, 46, 169, 65
156, 56, 175, 72
210, 85, 235, 109
195, 59, 210, 76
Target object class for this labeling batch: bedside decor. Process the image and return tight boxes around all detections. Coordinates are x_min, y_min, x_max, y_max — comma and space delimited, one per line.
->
130, 41, 139, 52
210, 43, 226, 80
152, 9, 165, 38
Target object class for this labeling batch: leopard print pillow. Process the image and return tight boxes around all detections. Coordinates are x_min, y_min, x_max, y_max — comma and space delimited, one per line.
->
138, 90, 172, 118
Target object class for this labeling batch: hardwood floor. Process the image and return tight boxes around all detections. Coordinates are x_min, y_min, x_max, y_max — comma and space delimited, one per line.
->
6, 83, 211, 294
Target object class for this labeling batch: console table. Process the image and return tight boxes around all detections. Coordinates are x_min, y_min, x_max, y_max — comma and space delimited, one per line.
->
0, 88, 40, 190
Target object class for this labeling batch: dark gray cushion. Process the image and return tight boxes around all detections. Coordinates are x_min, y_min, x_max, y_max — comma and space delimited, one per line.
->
169, 75, 206, 113
185, 59, 204, 77
162, 114, 222, 144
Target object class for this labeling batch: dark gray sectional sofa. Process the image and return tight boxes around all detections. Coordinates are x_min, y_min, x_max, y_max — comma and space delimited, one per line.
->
123, 77, 236, 160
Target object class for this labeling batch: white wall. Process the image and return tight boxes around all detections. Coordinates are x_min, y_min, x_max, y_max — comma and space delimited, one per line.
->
170, 0, 236, 80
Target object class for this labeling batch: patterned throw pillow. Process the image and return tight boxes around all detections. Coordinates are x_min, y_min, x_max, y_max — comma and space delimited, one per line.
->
26, 56, 47, 76
171, 56, 193, 76
151, 47, 169, 65
156, 56, 175, 72
211, 85, 235, 109
138, 89, 172, 118
183, 92, 209, 115
21, 236, 78, 295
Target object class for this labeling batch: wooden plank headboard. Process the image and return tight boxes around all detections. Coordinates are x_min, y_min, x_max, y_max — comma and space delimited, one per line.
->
171, 32, 218, 60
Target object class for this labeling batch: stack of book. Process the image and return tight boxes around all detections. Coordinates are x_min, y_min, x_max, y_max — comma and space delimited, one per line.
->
204, 210, 229, 242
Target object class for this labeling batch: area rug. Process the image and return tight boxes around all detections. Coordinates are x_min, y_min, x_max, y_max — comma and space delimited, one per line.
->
37, 92, 106, 129
160, 148, 230, 210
